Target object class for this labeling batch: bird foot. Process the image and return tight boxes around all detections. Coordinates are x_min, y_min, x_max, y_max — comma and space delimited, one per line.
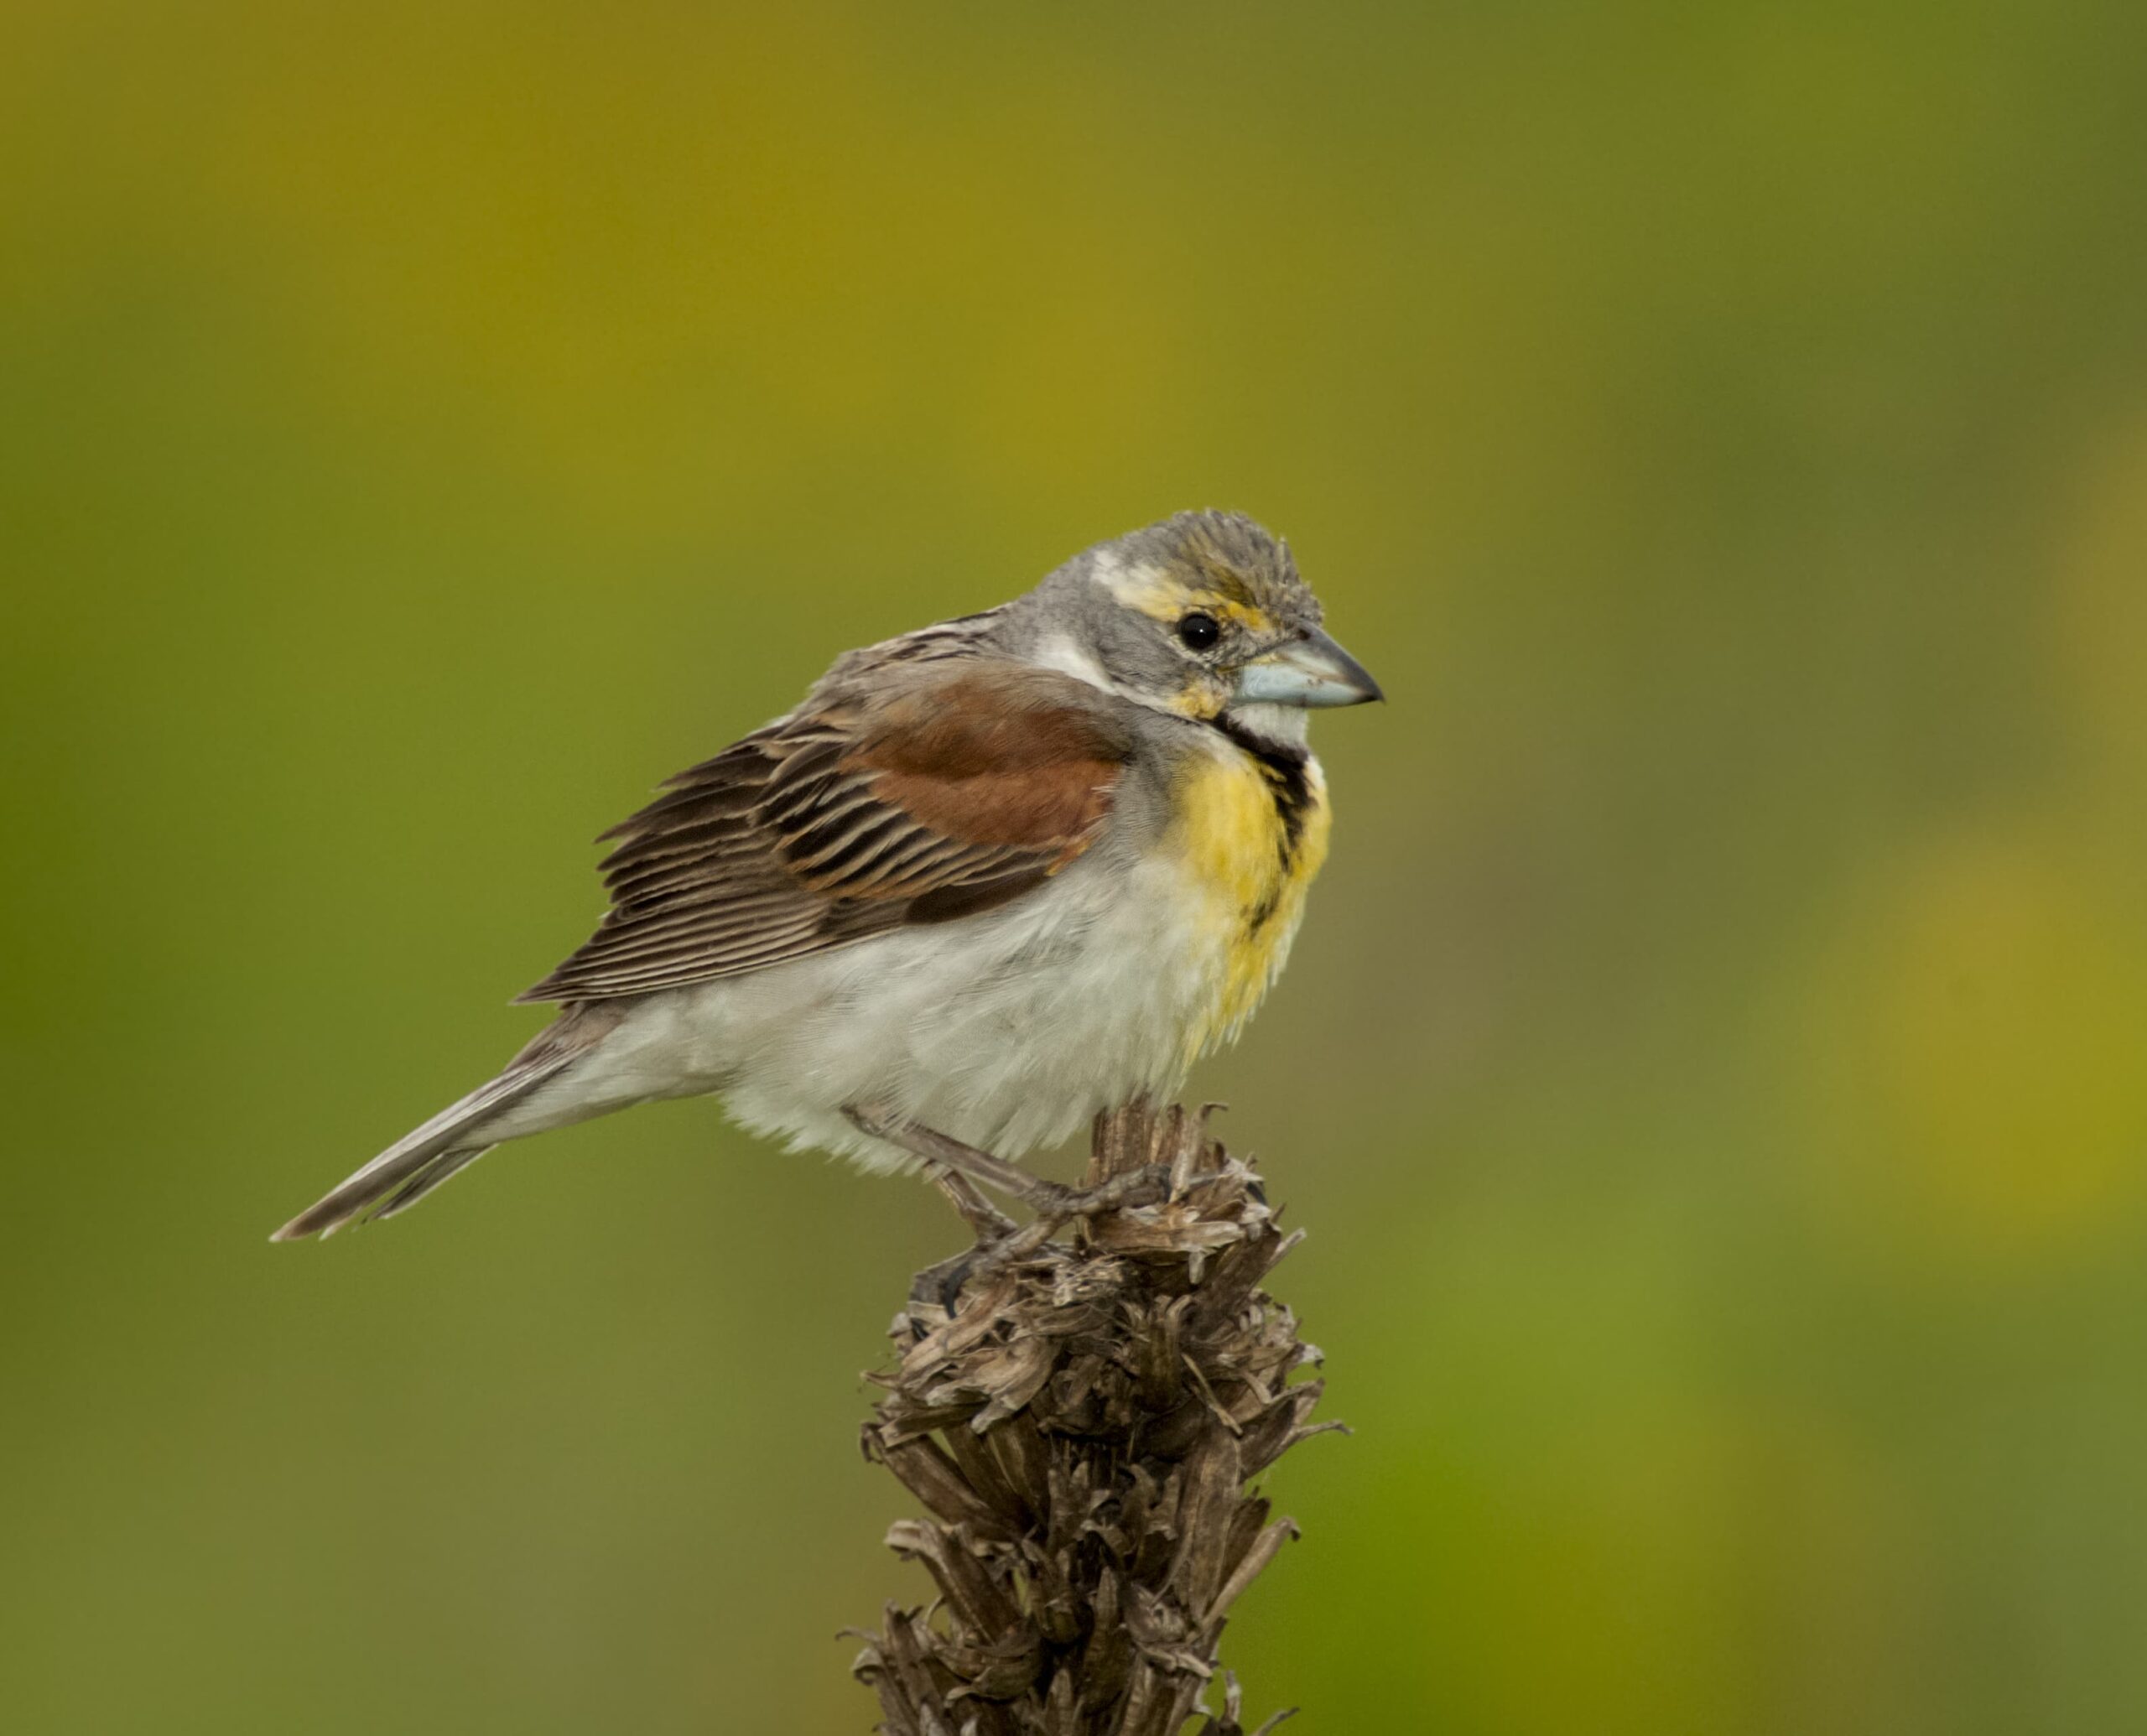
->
848, 1104, 1190, 1314
929, 1162, 1214, 1311
845, 1104, 1063, 1213
1022, 1163, 1177, 1224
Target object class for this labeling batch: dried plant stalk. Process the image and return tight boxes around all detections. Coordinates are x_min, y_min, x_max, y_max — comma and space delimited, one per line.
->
852, 1102, 1332, 1735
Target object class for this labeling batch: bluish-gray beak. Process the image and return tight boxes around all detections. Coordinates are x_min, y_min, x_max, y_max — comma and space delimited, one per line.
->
1233, 628, 1385, 708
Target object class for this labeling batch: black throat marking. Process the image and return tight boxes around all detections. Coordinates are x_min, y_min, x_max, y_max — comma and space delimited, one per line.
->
1209, 715, 1317, 930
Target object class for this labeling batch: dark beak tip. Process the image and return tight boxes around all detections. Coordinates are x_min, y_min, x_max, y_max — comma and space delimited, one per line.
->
1329, 640, 1384, 706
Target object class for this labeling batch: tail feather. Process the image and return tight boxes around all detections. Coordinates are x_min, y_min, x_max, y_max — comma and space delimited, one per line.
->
372, 1144, 494, 1221
271, 1049, 578, 1241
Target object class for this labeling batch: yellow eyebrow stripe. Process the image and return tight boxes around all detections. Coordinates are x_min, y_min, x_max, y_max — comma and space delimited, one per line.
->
1098, 564, 1276, 635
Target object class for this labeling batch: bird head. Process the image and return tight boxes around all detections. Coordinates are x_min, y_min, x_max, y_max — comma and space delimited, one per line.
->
1024, 510, 1382, 737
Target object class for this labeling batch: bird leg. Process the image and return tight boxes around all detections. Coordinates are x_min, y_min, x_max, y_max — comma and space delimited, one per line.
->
845, 1105, 1066, 1212
845, 1104, 1175, 1309
925, 1167, 1018, 1243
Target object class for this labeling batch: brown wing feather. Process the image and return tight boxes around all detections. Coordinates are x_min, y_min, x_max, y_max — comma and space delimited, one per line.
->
516, 665, 1131, 1003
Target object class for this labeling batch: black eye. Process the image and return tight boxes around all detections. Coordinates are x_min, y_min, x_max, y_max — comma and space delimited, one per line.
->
1177, 611, 1221, 652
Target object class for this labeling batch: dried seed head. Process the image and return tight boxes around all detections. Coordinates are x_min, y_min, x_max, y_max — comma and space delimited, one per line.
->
853, 1103, 1331, 1735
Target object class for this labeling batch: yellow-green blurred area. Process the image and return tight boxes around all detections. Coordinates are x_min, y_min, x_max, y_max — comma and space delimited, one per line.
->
8, 1, 2147, 1729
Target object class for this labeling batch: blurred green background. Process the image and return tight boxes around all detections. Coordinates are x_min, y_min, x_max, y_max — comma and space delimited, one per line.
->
7, 2, 2147, 1730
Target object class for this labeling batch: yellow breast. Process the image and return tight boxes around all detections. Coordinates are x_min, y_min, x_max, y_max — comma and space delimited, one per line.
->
1170, 743, 1332, 1064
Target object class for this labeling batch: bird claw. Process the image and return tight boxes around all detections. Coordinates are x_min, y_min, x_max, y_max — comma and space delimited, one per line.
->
913, 1163, 1183, 1318
909, 1244, 987, 1316
853, 1105, 1188, 1317
1029, 1162, 1176, 1221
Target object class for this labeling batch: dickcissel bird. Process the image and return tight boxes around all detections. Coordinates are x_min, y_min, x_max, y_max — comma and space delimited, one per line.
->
273, 510, 1380, 1244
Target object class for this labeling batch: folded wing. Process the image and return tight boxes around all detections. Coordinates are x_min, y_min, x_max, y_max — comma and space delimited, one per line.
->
517, 665, 1133, 1003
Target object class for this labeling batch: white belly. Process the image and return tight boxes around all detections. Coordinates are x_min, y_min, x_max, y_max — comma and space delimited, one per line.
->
500, 853, 1229, 1171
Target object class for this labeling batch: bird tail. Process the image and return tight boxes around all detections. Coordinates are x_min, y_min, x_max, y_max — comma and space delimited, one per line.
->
271, 1017, 603, 1241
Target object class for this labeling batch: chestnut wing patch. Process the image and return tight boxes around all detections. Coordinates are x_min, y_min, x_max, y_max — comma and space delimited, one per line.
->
517, 668, 1131, 1003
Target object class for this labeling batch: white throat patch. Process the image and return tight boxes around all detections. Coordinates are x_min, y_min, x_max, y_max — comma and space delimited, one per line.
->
1222, 701, 1311, 747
